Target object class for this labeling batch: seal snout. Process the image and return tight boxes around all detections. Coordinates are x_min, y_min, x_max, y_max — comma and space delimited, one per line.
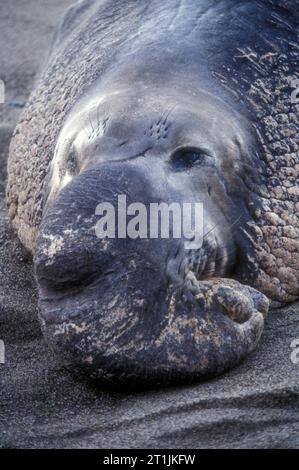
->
34, 156, 269, 387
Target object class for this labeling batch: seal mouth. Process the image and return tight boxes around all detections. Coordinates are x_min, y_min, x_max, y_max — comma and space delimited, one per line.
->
165, 242, 269, 326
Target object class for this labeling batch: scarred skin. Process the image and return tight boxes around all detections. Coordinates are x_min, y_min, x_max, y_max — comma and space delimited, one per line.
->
6, 0, 299, 387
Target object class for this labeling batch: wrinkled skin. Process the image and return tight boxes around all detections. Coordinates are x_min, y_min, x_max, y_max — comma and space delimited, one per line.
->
7, 0, 299, 387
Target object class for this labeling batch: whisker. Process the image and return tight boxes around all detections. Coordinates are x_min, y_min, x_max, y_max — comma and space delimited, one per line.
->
195, 213, 243, 248
88, 109, 95, 134
96, 102, 101, 131
193, 248, 237, 279
215, 249, 236, 265
202, 256, 236, 276
227, 213, 243, 231
84, 119, 91, 139
162, 104, 177, 125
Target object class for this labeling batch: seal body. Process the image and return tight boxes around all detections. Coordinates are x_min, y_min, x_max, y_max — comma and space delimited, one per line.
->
7, 0, 299, 387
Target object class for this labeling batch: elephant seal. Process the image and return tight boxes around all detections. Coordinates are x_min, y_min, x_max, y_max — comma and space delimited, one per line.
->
7, 0, 299, 387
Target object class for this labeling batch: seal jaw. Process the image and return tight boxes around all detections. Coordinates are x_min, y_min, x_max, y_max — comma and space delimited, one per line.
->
37, 276, 268, 388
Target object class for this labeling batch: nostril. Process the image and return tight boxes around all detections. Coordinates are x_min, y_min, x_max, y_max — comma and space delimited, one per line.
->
38, 270, 101, 293
34, 245, 107, 298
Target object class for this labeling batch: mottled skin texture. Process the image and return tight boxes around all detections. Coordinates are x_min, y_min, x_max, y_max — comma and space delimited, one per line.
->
7, 0, 299, 387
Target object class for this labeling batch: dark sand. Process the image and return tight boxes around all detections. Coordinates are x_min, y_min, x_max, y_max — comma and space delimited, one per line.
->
0, 0, 299, 449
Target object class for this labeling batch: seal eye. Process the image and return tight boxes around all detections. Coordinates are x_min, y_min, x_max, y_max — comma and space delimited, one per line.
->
171, 148, 206, 170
